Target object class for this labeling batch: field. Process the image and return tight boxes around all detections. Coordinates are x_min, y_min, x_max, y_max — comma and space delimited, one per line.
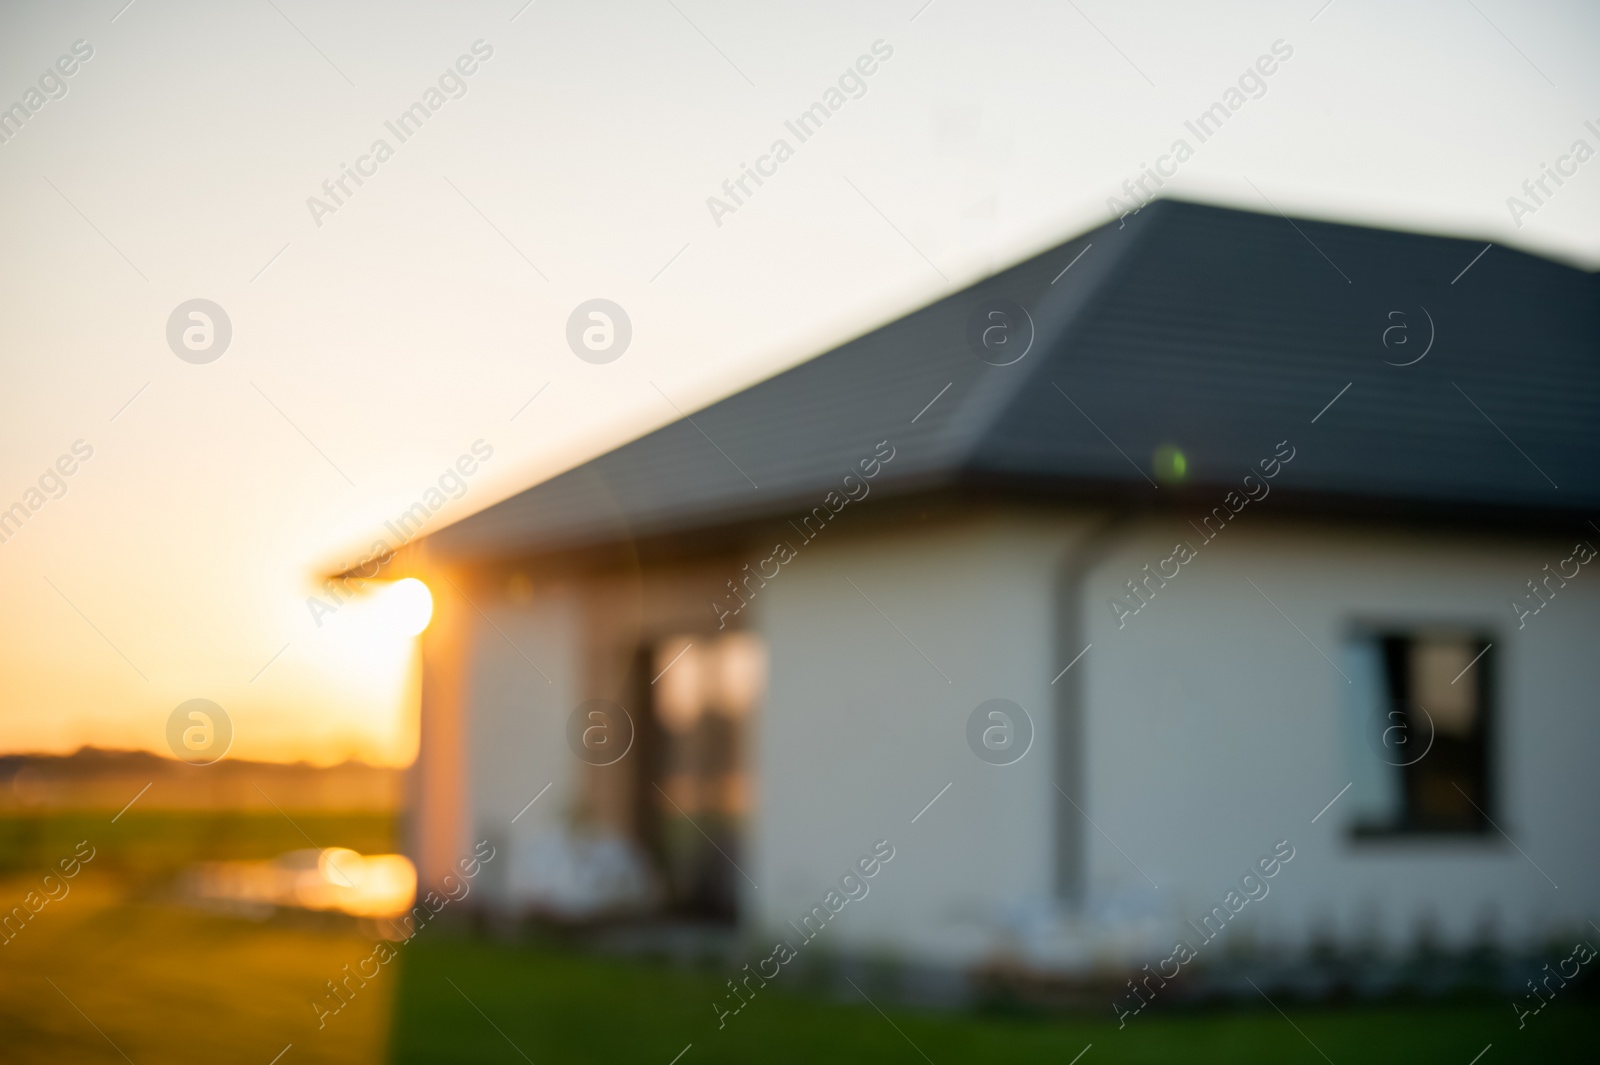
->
1, 812, 1594, 1063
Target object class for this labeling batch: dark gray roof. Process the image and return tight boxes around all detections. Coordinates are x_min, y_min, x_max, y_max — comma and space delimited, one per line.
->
426, 200, 1600, 562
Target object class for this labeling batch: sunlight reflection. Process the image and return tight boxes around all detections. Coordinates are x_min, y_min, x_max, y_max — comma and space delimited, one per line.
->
185, 848, 416, 918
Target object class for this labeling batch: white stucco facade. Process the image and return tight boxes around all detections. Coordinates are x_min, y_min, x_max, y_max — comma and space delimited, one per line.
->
740, 509, 1599, 971
428, 506, 1599, 973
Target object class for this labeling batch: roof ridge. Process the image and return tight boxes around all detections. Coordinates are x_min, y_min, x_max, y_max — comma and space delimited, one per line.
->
954, 202, 1175, 473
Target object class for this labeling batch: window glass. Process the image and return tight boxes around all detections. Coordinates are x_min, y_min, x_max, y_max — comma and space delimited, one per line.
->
644, 633, 764, 918
1343, 630, 1491, 835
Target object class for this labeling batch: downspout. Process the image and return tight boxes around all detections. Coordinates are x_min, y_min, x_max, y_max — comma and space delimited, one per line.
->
1052, 508, 1135, 905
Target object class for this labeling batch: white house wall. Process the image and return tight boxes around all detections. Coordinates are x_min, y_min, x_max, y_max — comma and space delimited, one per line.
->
459, 585, 582, 906
751, 511, 1103, 969
749, 508, 1599, 973
441, 509, 1598, 972
1079, 516, 1599, 965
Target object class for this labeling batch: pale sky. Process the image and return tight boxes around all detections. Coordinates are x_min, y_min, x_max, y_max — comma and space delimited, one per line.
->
1, 0, 1595, 765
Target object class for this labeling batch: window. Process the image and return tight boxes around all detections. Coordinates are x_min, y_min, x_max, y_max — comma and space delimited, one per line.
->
1343, 629, 1492, 835
639, 632, 764, 919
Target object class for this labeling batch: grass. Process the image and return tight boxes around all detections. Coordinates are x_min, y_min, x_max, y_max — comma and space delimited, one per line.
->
2, 811, 1594, 1063
0, 810, 398, 1065
392, 935, 1597, 1064
0, 810, 397, 881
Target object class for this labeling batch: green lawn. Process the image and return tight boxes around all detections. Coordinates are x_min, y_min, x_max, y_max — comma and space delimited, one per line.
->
393, 936, 1595, 1064
0, 811, 399, 1065
0, 810, 397, 882
2, 810, 1593, 1064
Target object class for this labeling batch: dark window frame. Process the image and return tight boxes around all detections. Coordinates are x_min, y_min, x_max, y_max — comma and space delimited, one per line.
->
1346, 625, 1496, 840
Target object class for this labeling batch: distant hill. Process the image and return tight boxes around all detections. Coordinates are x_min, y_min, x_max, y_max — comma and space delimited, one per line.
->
0, 748, 402, 813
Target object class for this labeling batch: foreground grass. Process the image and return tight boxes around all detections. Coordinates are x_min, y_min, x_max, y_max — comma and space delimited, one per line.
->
0, 884, 393, 1064
0, 811, 397, 1064
2, 892, 1591, 1064
394, 937, 1597, 1064
2, 798, 1591, 1065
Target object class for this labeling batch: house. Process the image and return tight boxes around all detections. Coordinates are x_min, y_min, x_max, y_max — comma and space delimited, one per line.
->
382, 199, 1600, 984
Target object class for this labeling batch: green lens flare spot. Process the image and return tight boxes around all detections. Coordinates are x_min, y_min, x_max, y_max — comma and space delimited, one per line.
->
1153, 444, 1187, 483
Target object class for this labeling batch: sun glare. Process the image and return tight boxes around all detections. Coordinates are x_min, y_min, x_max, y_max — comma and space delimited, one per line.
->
387, 578, 434, 636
